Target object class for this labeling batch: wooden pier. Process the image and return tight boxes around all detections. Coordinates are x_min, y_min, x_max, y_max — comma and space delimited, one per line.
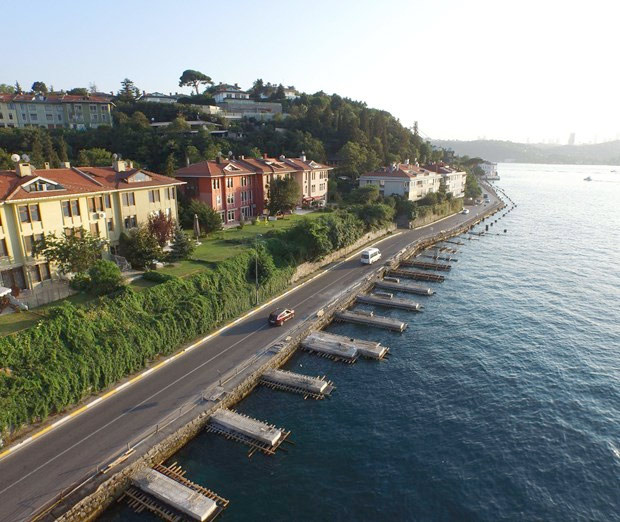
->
334, 309, 407, 332
303, 331, 389, 360
260, 369, 334, 399
375, 280, 435, 295
131, 468, 220, 521
387, 269, 445, 282
207, 409, 291, 457
418, 253, 457, 262
400, 260, 452, 271
356, 293, 422, 311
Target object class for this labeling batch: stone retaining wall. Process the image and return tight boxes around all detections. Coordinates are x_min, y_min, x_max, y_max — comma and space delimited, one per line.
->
48, 202, 506, 522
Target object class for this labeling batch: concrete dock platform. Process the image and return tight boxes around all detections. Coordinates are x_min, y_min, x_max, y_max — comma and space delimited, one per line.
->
400, 260, 451, 271
334, 309, 407, 332
209, 409, 284, 447
387, 269, 445, 282
133, 469, 217, 521
357, 293, 422, 311
418, 253, 457, 262
304, 331, 389, 360
301, 332, 359, 362
375, 280, 435, 295
260, 369, 334, 398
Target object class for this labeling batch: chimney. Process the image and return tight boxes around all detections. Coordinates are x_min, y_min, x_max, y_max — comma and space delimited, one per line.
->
44, 162, 50, 169
263, 152, 268, 159
16, 162, 32, 177
128, 160, 134, 169
63, 161, 71, 168
215, 153, 222, 164
240, 155, 245, 160
300, 151, 306, 161
113, 159, 126, 172
404, 158, 410, 165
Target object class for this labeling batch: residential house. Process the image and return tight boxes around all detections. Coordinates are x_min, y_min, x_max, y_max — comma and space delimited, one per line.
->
479, 161, 499, 180
0, 159, 183, 290
213, 83, 282, 121
0, 93, 113, 130
423, 162, 467, 198
138, 91, 181, 104
174, 153, 332, 223
359, 160, 442, 201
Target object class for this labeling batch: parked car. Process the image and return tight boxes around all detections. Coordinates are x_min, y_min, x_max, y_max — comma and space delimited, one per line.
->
461, 209, 470, 214
269, 308, 295, 326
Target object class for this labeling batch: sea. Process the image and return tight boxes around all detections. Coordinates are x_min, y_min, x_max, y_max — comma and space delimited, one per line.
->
101, 164, 620, 521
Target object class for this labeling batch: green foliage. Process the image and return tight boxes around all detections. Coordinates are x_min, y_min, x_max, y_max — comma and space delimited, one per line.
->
117, 78, 139, 102
0, 148, 13, 170
247, 244, 276, 283
142, 271, 176, 283
267, 176, 301, 214
179, 198, 222, 235
348, 184, 380, 204
87, 260, 125, 295
77, 147, 113, 167
31, 81, 48, 93
351, 203, 395, 229
0, 83, 15, 94
168, 224, 195, 261
67, 87, 88, 96
34, 228, 106, 274
179, 70, 213, 95
118, 227, 164, 269
465, 172, 482, 198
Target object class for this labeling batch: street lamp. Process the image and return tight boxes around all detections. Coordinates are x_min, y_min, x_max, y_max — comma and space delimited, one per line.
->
255, 234, 263, 306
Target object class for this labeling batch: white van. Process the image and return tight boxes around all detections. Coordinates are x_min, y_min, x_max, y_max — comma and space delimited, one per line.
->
361, 247, 381, 265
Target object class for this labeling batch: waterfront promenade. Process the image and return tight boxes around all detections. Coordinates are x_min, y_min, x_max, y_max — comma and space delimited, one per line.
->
0, 193, 500, 522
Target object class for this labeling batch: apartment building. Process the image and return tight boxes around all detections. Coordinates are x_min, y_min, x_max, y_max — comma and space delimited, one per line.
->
175, 153, 332, 223
0, 93, 113, 130
423, 162, 467, 198
0, 159, 183, 290
359, 160, 442, 201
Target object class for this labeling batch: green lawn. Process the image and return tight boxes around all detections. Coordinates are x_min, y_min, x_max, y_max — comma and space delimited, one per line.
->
0, 213, 324, 336
159, 212, 323, 277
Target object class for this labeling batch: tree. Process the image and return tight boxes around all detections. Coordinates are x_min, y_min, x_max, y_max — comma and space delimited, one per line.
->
86, 260, 125, 295
179, 199, 222, 234
349, 184, 380, 205
42, 133, 60, 167
31, 81, 48, 93
0, 148, 14, 170
14, 81, 22, 93
130, 111, 151, 129
118, 226, 163, 269
0, 84, 15, 94
77, 148, 113, 166
168, 224, 195, 261
267, 176, 301, 214
56, 137, 69, 163
247, 244, 276, 283
34, 228, 106, 274
117, 78, 139, 102
164, 153, 176, 176
67, 87, 88, 96
465, 173, 482, 198
30, 132, 45, 168
179, 70, 213, 95
249, 78, 265, 100
88, 82, 98, 93
166, 116, 190, 133
147, 210, 175, 246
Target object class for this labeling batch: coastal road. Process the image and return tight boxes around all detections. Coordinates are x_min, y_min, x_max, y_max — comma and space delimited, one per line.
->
0, 194, 500, 522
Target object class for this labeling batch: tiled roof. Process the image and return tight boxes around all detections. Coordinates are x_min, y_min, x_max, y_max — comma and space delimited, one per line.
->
361, 163, 437, 179
0, 165, 183, 203
174, 159, 255, 178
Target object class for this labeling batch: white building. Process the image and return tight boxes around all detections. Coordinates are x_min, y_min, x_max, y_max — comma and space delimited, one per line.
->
423, 163, 467, 198
138, 92, 181, 104
213, 84, 250, 103
479, 161, 500, 180
359, 161, 442, 201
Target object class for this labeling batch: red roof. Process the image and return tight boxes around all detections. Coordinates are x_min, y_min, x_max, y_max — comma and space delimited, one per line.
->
361, 163, 437, 179
0, 165, 183, 203
0, 93, 112, 104
175, 159, 255, 178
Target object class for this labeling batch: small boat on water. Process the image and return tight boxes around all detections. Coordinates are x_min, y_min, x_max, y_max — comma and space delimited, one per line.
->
584, 176, 592, 181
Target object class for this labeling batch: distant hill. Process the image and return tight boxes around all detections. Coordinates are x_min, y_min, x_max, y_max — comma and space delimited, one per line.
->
433, 139, 620, 165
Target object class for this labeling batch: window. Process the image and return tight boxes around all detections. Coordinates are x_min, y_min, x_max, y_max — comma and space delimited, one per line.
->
148, 189, 160, 203
90, 104, 97, 112
122, 192, 135, 206
18, 205, 30, 223
107, 218, 114, 232
30, 113, 38, 121
226, 194, 234, 205
216, 195, 221, 205
89, 222, 99, 236
212, 179, 220, 190
23, 235, 34, 256
0, 112, 3, 119
0, 238, 8, 258
124, 215, 137, 229
104, 193, 111, 209
166, 187, 176, 199
71, 199, 80, 217
30, 265, 41, 283
227, 210, 235, 221
46, 114, 53, 121
226, 177, 233, 188
39, 263, 51, 281
61, 200, 71, 218
241, 176, 247, 187
87, 196, 103, 212
311, 184, 316, 192
312, 172, 316, 180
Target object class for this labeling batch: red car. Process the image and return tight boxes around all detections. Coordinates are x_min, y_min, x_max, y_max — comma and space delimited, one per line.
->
269, 308, 295, 326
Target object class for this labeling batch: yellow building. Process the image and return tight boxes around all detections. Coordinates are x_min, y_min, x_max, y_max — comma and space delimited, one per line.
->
0, 159, 184, 290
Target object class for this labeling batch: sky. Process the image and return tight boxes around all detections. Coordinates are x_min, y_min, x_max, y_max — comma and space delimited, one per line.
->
3, 0, 620, 144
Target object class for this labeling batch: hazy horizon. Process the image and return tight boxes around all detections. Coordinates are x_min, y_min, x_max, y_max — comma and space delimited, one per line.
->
3, 0, 619, 144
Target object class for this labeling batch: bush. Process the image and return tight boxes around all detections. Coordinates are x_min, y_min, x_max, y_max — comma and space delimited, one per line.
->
69, 272, 90, 291
142, 271, 177, 283
119, 227, 164, 269
168, 224, 195, 262
87, 260, 125, 295
179, 199, 222, 235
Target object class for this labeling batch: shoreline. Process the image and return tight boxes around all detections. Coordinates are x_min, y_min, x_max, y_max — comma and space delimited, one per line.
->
37, 194, 506, 522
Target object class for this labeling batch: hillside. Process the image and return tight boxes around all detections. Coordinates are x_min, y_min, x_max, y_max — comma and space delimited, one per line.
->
433, 139, 620, 165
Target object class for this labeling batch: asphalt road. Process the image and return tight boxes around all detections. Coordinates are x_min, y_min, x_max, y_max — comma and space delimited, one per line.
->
0, 194, 500, 522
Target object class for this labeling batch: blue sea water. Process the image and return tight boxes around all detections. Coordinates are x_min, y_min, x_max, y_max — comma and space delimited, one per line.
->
102, 164, 620, 521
